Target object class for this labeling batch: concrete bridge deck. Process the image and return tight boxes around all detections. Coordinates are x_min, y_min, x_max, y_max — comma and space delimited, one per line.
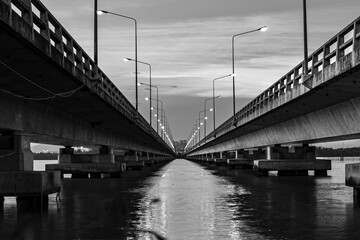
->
0, 0, 173, 155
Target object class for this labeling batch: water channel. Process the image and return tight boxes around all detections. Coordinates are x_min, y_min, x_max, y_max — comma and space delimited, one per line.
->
1, 159, 360, 239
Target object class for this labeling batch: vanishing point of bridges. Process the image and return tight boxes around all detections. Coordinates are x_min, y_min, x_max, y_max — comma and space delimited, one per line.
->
1, 0, 360, 210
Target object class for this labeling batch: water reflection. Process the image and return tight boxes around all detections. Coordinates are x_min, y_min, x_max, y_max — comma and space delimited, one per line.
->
1, 159, 360, 239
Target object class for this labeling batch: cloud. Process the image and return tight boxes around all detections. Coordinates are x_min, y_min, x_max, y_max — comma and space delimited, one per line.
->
38, 0, 360, 140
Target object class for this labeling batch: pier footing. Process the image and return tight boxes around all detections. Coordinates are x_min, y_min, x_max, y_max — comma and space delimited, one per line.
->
227, 159, 253, 169
254, 159, 331, 176
345, 163, 360, 207
0, 171, 60, 212
46, 163, 126, 178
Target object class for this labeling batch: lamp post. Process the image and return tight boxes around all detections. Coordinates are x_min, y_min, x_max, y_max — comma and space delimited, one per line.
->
94, 0, 98, 64
146, 97, 163, 138
199, 108, 213, 142
204, 96, 219, 142
126, 58, 152, 126
97, 9, 139, 117
139, 82, 158, 133
232, 26, 267, 124
212, 74, 233, 137
303, 0, 308, 75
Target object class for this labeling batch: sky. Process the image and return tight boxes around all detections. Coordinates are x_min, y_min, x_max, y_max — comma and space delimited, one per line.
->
37, 0, 360, 148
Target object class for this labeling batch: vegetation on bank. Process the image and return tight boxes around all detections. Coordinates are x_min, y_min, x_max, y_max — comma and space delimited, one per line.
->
315, 147, 360, 157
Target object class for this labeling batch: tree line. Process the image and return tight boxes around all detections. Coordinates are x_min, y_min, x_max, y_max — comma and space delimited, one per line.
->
316, 147, 360, 157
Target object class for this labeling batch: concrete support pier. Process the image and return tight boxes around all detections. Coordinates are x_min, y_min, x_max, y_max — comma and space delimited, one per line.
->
0, 132, 61, 211
345, 163, 360, 207
120, 151, 145, 171
50, 146, 123, 178
254, 144, 331, 176
214, 152, 227, 166
227, 149, 266, 169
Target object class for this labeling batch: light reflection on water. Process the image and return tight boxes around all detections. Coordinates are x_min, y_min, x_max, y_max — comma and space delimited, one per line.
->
1, 159, 360, 239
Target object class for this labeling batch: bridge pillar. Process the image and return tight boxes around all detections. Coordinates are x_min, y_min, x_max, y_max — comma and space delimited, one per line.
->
0, 133, 60, 212
345, 163, 360, 207
255, 144, 331, 176
214, 151, 227, 166
122, 150, 144, 171
0, 132, 33, 171
58, 146, 74, 164
227, 149, 265, 169
98, 146, 115, 163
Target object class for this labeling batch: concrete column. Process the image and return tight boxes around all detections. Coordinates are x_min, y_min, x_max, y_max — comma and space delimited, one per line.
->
99, 146, 114, 163
58, 146, 74, 163
355, 188, 360, 207
0, 133, 33, 171
124, 150, 138, 161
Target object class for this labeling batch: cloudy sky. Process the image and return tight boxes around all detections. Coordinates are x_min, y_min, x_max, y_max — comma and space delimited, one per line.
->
39, 0, 360, 146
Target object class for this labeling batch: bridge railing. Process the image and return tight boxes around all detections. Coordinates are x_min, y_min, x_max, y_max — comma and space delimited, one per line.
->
0, 0, 172, 151
189, 16, 360, 152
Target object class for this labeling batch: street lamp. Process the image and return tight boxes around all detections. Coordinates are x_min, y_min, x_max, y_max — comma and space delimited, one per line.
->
126, 58, 152, 126
302, 0, 311, 88
94, 0, 98, 64
139, 82, 159, 133
212, 74, 234, 138
97, 9, 139, 117
232, 26, 267, 124
146, 97, 164, 138
204, 96, 219, 142
199, 108, 213, 141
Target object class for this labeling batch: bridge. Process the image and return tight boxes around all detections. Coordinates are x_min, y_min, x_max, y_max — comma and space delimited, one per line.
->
0, 0, 174, 208
184, 16, 360, 203
1, 0, 360, 209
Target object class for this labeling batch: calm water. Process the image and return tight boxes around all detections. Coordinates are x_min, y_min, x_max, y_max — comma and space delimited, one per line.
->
1, 159, 360, 240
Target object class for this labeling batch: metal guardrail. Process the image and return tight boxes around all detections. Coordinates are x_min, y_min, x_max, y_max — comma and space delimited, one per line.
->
0, 0, 172, 152
188, 16, 360, 152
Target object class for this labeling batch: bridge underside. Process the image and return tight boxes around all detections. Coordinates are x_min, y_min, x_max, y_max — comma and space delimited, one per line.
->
189, 59, 360, 156
0, 8, 170, 155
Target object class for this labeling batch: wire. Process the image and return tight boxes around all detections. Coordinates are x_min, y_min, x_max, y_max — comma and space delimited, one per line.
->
0, 85, 85, 101
0, 59, 55, 95
0, 59, 86, 159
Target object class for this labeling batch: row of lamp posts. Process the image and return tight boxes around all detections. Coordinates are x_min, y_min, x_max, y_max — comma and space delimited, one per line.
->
93, 0, 309, 152
186, 0, 310, 151
94, 1, 174, 148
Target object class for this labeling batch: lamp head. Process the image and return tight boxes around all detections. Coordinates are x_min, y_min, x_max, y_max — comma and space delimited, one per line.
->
204, 117, 208, 120
124, 58, 132, 62
145, 97, 150, 101
209, 108, 213, 112
97, 10, 106, 15
230, 73, 236, 77
260, 26, 268, 32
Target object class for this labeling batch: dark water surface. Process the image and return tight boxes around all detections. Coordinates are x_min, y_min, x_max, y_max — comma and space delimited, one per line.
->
1, 159, 360, 240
